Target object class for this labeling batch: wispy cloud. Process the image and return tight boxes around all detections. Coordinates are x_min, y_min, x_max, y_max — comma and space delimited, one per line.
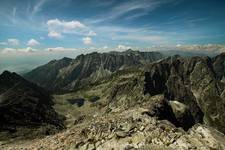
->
113, 34, 166, 44
32, 0, 48, 15
125, 12, 148, 20
88, 0, 175, 24
92, 25, 170, 45
12, 7, 17, 23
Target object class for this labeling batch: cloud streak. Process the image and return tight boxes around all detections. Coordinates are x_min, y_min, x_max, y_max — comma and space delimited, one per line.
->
88, 0, 175, 24
32, 0, 48, 15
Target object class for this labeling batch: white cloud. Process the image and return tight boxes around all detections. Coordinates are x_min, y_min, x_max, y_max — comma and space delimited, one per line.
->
1, 47, 36, 54
47, 19, 86, 29
47, 19, 87, 38
103, 45, 108, 49
7, 39, 19, 45
18, 47, 36, 53
2, 48, 16, 53
87, 30, 97, 36
82, 37, 92, 45
48, 31, 62, 39
176, 44, 182, 47
46, 47, 77, 52
27, 39, 40, 46
117, 44, 131, 50
63, 21, 86, 30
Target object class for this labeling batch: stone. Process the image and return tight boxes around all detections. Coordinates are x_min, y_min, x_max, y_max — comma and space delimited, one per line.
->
169, 101, 195, 130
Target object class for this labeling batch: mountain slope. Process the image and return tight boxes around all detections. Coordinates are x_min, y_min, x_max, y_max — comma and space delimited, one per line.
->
0, 71, 64, 132
24, 50, 163, 91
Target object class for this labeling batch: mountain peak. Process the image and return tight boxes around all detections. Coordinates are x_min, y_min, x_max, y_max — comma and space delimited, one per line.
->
1, 70, 16, 77
61, 57, 72, 61
125, 49, 135, 52
0, 70, 23, 83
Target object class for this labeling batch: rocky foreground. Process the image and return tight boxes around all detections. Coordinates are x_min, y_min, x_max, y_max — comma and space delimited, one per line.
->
1, 100, 225, 150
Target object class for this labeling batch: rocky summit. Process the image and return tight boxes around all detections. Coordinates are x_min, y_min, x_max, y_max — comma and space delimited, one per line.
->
0, 51, 225, 150
24, 50, 163, 92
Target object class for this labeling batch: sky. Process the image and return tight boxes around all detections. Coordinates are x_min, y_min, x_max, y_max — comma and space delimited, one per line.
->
0, 0, 225, 73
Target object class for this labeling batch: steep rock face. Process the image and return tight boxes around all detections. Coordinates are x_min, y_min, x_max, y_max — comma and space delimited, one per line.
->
212, 52, 225, 81
144, 54, 225, 133
24, 50, 163, 91
0, 71, 64, 131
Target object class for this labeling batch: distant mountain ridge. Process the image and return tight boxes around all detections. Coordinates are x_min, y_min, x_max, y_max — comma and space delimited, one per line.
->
24, 50, 164, 91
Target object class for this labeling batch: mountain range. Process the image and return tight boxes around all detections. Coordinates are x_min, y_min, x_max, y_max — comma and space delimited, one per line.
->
1, 50, 225, 149
24, 50, 163, 92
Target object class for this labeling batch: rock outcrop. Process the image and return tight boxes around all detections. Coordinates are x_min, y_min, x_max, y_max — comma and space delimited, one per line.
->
212, 52, 225, 81
144, 54, 225, 133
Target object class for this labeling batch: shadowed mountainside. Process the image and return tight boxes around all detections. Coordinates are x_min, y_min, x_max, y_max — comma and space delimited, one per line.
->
144, 53, 225, 133
0, 71, 64, 133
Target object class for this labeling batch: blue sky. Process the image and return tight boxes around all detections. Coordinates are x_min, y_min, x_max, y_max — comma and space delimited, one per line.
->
0, 0, 225, 50
0, 0, 225, 73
